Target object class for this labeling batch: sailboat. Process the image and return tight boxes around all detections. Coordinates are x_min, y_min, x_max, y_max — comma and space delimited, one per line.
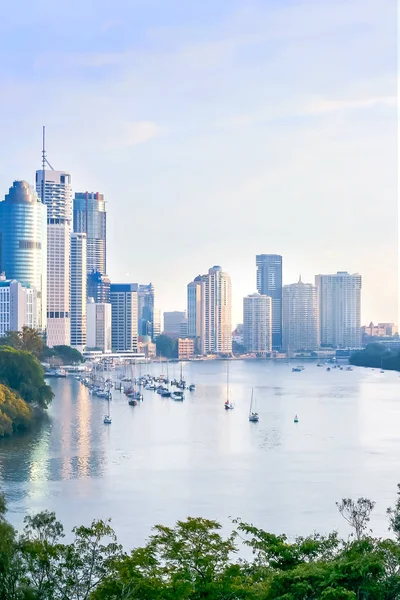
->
224, 361, 233, 410
104, 394, 112, 424
248, 388, 259, 422
294, 414, 299, 423
380, 357, 384, 373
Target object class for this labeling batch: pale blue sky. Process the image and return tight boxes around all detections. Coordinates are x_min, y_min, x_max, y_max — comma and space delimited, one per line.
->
0, 0, 397, 325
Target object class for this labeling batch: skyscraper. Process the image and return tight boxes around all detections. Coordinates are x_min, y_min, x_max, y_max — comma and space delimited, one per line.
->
200, 266, 232, 355
256, 254, 283, 350
315, 271, 362, 348
70, 233, 87, 352
110, 283, 138, 352
243, 293, 272, 355
73, 192, 106, 274
0, 181, 47, 330
36, 169, 72, 347
163, 311, 187, 338
137, 283, 154, 339
187, 276, 203, 338
282, 278, 319, 353
87, 270, 111, 304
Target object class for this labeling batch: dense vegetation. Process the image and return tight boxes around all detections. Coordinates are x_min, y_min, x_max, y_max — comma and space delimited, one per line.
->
1, 490, 400, 598
0, 346, 53, 437
350, 343, 400, 371
0, 327, 84, 364
156, 334, 178, 358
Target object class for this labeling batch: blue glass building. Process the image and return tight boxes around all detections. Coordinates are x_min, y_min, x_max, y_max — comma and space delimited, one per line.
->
0, 181, 47, 330
256, 254, 283, 350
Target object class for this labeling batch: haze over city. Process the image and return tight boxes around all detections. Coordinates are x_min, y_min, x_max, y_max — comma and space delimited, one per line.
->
0, 0, 397, 324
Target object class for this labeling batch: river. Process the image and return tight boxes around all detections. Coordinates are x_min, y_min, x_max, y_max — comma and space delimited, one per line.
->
0, 360, 399, 547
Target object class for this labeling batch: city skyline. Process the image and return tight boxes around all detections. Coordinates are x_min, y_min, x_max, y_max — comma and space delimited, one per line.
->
0, 0, 396, 327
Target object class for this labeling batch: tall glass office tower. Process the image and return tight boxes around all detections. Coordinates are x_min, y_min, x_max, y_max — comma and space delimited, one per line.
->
73, 192, 106, 274
256, 254, 283, 350
0, 181, 47, 330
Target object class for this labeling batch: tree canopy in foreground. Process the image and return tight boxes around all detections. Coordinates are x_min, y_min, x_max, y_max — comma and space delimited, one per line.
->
1, 487, 400, 598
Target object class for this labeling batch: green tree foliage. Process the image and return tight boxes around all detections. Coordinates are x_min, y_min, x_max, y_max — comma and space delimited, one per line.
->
350, 343, 400, 371
0, 346, 53, 410
0, 326, 45, 358
2, 491, 400, 598
52, 345, 84, 365
0, 384, 32, 436
155, 335, 178, 359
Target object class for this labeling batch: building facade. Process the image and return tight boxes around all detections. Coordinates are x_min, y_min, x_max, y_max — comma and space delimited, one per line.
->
110, 283, 138, 352
0, 181, 47, 331
36, 169, 72, 346
0, 276, 37, 336
87, 270, 111, 304
86, 299, 111, 353
70, 233, 87, 352
282, 278, 319, 353
362, 322, 398, 337
200, 265, 232, 355
138, 283, 155, 339
73, 192, 106, 275
178, 338, 195, 360
256, 254, 283, 350
163, 311, 187, 338
187, 276, 202, 346
243, 293, 272, 355
315, 271, 362, 348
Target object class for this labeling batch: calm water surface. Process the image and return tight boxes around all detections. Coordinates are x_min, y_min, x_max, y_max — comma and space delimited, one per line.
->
1, 360, 400, 546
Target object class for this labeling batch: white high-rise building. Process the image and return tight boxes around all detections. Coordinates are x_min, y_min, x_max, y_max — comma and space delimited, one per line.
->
70, 233, 87, 352
36, 170, 72, 347
110, 284, 138, 352
86, 299, 111, 353
0, 276, 37, 336
282, 278, 319, 353
243, 293, 272, 355
315, 271, 362, 348
199, 266, 232, 355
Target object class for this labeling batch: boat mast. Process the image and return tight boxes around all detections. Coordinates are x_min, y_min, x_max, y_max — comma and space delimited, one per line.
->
226, 361, 229, 401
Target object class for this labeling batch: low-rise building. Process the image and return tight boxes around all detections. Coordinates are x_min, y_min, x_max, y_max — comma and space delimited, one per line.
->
178, 338, 195, 360
86, 299, 111, 353
0, 275, 37, 336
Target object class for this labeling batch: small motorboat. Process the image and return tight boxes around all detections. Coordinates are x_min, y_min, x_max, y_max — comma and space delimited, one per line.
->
128, 399, 138, 406
292, 366, 304, 372
171, 391, 185, 401
326, 367, 331, 371
189, 384, 196, 392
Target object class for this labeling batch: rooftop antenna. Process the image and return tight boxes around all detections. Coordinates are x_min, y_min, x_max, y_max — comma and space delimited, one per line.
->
41, 126, 55, 203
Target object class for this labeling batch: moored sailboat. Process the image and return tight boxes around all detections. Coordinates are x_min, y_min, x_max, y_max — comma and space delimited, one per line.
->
248, 388, 259, 422
224, 361, 233, 410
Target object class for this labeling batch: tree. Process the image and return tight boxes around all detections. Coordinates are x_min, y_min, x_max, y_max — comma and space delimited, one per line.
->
155, 335, 178, 359
0, 384, 32, 437
0, 347, 53, 409
53, 345, 84, 365
387, 483, 400, 540
336, 498, 375, 540
0, 327, 45, 359
19, 512, 122, 599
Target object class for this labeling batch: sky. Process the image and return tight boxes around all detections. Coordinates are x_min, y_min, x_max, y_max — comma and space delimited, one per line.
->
0, 0, 397, 326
